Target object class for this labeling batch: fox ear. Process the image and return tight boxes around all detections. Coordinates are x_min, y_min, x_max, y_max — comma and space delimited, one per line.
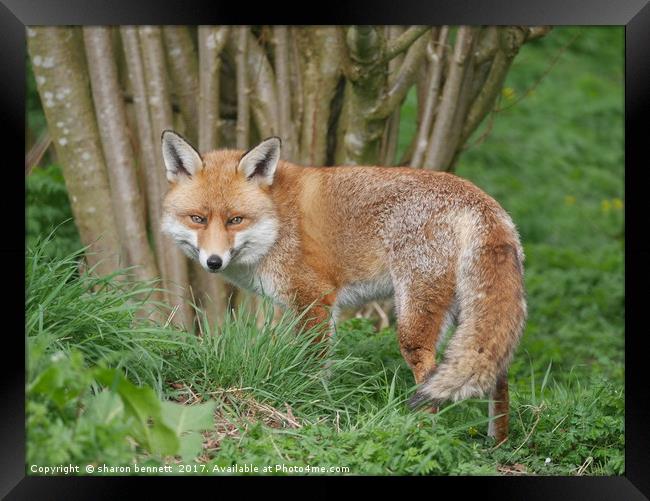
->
238, 137, 281, 186
161, 130, 203, 182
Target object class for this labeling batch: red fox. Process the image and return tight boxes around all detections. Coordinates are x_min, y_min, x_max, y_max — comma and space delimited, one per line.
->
161, 131, 527, 442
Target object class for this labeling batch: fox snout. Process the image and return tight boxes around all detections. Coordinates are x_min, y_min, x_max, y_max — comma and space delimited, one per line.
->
198, 248, 231, 273
206, 255, 222, 271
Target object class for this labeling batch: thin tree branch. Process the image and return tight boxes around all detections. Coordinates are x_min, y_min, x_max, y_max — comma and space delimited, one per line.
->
384, 25, 430, 61
379, 26, 405, 165
460, 51, 509, 145
233, 29, 280, 140
495, 28, 579, 113
460, 26, 529, 145
25, 130, 51, 175
411, 26, 449, 168
412, 57, 429, 155
467, 27, 499, 105
458, 27, 566, 155
369, 28, 430, 120
525, 26, 552, 41
386, 25, 407, 84
441, 41, 478, 171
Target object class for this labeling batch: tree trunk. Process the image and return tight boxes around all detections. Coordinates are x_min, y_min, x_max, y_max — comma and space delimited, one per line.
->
295, 27, 341, 166
120, 27, 168, 283
411, 27, 449, 168
198, 26, 229, 153
241, 29, 279, 140
235, 27, 251, 150
337, 26, 429, 166
459, 26, 529, 149
422, 26, 478, 170
162, 26, 200, 144
83, 26, 160, 285
138, 26, 192, 329
28, 27, 121, 277
273, 26, 297, 161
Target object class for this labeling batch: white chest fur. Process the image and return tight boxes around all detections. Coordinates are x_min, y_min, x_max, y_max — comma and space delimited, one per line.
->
221, 265, 283, 305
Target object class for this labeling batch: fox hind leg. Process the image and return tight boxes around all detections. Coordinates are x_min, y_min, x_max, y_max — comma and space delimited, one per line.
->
394, 280, 455, 412
488, 370, 510, 443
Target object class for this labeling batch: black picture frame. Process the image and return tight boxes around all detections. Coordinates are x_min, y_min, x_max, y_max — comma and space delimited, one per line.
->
6, 0, 649, 498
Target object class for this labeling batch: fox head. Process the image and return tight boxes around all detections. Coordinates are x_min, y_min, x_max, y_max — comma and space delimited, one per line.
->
161, 130, 281, 273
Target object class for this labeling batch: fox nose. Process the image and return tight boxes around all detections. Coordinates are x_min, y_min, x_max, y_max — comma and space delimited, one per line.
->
206, 255, 222, 271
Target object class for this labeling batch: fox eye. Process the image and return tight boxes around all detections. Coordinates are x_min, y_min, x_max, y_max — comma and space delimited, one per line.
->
190, 215, 206, 224
228, 216, 243, 225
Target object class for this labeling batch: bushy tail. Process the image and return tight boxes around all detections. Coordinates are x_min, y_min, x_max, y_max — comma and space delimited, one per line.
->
408, 241, 526, 409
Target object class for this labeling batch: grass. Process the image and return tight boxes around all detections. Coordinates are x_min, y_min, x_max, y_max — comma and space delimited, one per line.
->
26, 27, 624, 475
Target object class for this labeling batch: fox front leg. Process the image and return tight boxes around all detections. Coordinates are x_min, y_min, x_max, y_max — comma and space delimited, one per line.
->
286, 283, 339, 365
295, 293, 338, 345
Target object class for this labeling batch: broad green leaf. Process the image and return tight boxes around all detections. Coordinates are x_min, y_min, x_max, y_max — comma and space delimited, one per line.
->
148, 419, 180, 457
29, 364, 62, 395
178, 431, 204, 462
86, 390, 124, 425
94, 367, 160, 424
160, 400, 216, 435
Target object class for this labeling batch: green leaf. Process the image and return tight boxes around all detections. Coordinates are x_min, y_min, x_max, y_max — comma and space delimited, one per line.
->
160, 400, 216, 435
29, 355, 86, 409
29, 364, 63, 395
85, 390, 124, 425
148, 419, 181, 457
94, 367, 160, 424
178, 431, 204, 462
93, 367, 179, 455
